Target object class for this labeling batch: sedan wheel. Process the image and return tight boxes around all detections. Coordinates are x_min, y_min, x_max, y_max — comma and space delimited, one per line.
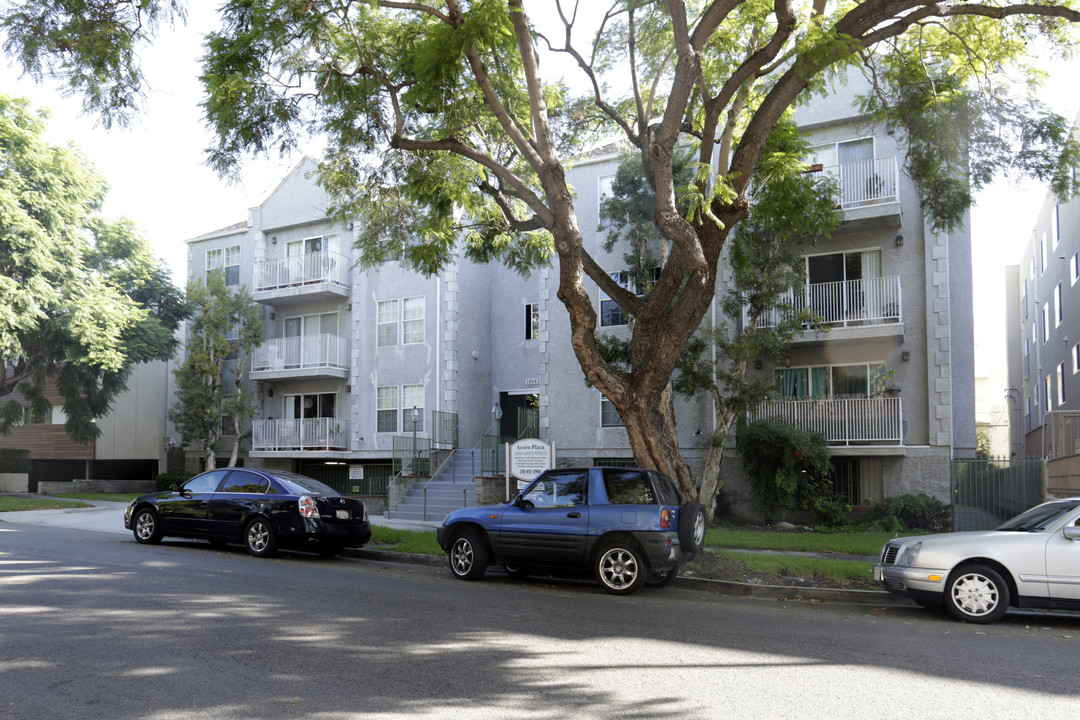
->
449, 531, 488, 581
595, 542, 645, 595
132, 508, 162, 545
945, 564, 1010, 624
244, 518, 278, 558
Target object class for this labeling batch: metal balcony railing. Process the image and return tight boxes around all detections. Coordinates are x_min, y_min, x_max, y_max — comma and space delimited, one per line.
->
815, 156, 899, 209
251, 418, 349, 451
254, 250, 349, 291
251, 334, 350, 373
756, 276, 902, 329
749, 397, 902, 445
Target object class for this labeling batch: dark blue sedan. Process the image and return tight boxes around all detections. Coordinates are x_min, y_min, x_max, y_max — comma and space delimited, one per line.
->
124, 468, 371, 558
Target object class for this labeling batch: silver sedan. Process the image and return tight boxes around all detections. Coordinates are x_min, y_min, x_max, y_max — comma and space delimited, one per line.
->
875, 498, 1080, 623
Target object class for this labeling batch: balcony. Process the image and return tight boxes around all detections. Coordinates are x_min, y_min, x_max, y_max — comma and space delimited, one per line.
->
251, 418, 349, 453
814, 156, 901, 229
252, 250, 350, 306
749, 397, 903, 446
251, 334, 350, 381
755, 276, 903, 344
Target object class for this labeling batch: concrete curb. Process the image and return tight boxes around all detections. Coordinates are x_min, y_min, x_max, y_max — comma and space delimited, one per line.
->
343, 545, 898, 605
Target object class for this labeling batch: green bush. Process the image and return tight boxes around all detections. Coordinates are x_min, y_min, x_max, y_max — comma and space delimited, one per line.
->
866, 493, 952, 533
738, 419, 831, 524
0, 448, 31, 473
154, 472, 192, 492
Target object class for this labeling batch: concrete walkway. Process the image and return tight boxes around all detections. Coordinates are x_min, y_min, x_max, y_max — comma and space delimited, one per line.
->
0, 494, 893, 605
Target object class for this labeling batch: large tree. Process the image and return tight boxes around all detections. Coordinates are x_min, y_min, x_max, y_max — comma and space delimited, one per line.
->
6, 1, 1080, 497
169, 272, 263, 471
0, 93, 185, 442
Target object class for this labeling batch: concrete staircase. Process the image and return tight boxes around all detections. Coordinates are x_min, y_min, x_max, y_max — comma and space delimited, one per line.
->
387, 448, 480, 522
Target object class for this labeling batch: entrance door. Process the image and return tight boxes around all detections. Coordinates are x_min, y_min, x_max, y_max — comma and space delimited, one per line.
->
498, 392, 539, 439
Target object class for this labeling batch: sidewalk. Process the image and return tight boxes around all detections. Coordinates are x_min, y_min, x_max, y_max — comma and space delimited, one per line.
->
0, 494, 893, 605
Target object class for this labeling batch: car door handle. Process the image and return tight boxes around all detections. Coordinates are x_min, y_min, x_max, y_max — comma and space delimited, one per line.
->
567, 512, 581, 518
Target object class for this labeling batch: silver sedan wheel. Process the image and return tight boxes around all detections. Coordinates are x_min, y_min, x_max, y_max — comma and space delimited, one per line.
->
946, 564, 1010, 623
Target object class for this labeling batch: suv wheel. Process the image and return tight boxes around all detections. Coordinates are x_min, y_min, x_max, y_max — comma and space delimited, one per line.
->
644, 565, 678, 588
679, 502, 707, 553
449, 530, 489, 581
595, 542, 645, 595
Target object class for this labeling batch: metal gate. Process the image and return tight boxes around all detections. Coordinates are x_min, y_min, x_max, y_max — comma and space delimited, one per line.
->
950, 457, 1046, 531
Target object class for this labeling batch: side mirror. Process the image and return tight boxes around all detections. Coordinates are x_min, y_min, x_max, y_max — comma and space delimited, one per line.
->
1063, 525, 1080, 541
169, 483, 181, 492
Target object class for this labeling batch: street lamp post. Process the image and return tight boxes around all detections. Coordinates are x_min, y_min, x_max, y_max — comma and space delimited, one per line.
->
411, 406, 419, 474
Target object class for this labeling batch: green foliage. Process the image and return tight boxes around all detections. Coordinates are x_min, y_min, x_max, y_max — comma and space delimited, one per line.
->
0, 1, 185, 127
0, 448, 31, 473
865, 493, 953, 533
0, 93, 186, 441
168, 272, 262, 470
976, 429, 993, 461
737, 419, 832, 524
154, 471, 192, 492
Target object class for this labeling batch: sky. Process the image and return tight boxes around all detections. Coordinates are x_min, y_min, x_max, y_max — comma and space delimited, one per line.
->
3, 7, 1079, 393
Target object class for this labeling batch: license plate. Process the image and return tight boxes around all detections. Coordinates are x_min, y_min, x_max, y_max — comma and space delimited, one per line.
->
335, 509, 350, 520
873, 566, 883, 582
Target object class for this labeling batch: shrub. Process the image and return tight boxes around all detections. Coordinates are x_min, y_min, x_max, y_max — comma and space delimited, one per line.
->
154, 472, 192, 492
866, 493, 952, 533
0, 448, 31, 473
738, 419, 831, 524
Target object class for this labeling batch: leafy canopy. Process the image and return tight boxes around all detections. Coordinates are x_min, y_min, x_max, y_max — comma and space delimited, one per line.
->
0, 93, 185, 441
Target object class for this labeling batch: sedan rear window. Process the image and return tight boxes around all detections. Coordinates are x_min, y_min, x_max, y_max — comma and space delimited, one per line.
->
268, 472, 340, 496
603, 470, 657, 505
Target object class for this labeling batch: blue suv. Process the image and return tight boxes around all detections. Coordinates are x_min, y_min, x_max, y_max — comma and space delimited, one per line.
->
436, 466, 707, 595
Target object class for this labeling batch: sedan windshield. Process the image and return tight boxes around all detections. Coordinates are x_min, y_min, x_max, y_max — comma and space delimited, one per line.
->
996, 499, 1080, 532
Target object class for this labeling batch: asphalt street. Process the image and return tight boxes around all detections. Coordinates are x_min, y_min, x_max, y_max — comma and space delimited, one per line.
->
2, 506, 1080, 719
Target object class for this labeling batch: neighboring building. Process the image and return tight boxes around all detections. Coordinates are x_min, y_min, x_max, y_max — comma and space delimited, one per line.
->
0, 358, 178, 488
1005, 123, 1080, 494
182, 80, 975, 512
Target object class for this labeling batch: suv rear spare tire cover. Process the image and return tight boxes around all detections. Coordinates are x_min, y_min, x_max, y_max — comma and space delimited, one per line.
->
679, 502, 706, 553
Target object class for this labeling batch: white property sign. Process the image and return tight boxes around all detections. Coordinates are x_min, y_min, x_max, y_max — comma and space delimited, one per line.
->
505, 439, 555, 498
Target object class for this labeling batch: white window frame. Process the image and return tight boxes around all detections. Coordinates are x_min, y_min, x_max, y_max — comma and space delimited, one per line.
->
377, 386, 399, 433
1057, 363, 1066, 407
599, 271, 633, 327
600, 397, 623, 427
1041, 232, 1048, 275
1052, 205, 1060, 250
1046, 374, 1053, 410
598, 174, 615, 227
402, 296, 425, 344
402, 384, 424, 432
525, 302, 540, 340
1055, 283, 1063, 328
377, 299, 399, 347
1043, 304, 1050, 344
1072, 252, 1079, 286
1073, 343, 1080, 374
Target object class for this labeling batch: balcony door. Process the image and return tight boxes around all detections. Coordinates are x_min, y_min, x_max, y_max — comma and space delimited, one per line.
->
805, 249, 881, 323
284, 313, 338, 368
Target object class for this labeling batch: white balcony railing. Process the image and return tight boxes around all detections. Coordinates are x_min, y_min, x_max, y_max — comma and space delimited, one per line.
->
251, 418, 349, 451
816, 156, 899, 209
251, 334, 349, 373
254, 250, 349, 292
749, 397, 902, 445
756, 275, 901, 329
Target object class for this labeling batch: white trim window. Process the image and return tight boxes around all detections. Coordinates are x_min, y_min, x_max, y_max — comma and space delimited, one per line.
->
1052, 205, 1060, 250
598, 174, 615, 227
600, 271, 633, 327
525, 302, 540, 340
1042, 304, 1050, 344
402, 384, 424, 432
1073, 342, 1080, 374
600, 397, 623, 427
775, 362, 890, 398
1046, 374, 1053, 410
1057, 363, 1066, 407
377, 299, 399, 347
1056, 283, 1064, 328
206, 245, 241, 286
1041, 232, 1048, 275
1072, 252, 1079, 286
402, 296, 425, 344
377, 386, 399, 433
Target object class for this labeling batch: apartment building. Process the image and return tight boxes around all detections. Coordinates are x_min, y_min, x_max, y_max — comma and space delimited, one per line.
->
183, 80, 974, 511
1005, 130, 1080, 493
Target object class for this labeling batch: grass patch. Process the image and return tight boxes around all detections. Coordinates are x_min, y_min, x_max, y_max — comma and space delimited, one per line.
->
705, 528, 908, 556
0, 497, 93, 512
369, 526, 443, 555
715, 549, 875, 587
53, 493, 141, 503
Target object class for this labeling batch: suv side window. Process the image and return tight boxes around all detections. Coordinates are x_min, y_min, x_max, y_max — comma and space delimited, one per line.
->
522, 471, 587, 508
650, 472, 682, 506
603, 469, 657, 504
